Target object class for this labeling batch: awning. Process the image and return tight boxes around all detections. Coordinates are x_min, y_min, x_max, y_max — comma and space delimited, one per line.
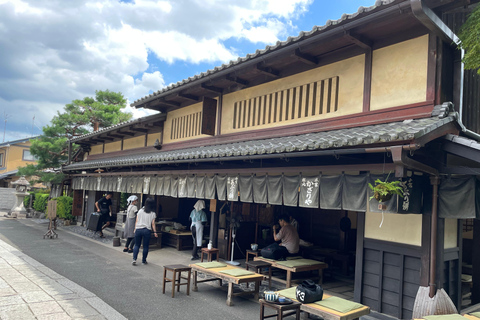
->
0, 170, 19, 180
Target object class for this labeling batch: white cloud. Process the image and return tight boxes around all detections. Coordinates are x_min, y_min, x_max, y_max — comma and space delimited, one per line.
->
0, 0, 313, 133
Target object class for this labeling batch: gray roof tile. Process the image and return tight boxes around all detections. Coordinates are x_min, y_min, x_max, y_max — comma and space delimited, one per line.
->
63, 115, 456, 171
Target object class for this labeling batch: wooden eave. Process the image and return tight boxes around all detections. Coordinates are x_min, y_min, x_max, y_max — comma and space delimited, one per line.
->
132, 4, 431, 113
74, 114, 166, 146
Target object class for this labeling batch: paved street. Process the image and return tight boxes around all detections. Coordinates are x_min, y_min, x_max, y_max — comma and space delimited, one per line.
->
0, 216, 262, 319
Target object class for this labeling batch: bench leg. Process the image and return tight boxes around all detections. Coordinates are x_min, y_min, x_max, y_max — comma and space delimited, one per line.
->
260, 302, 265, 320
177, 271, 181, 292
187, 270, 191, 295
254, 280, 260, 300
268, 267, 272, 289
286, 271, 292, 288
162, 268, 167, 294
318, 269, 323, 285
192, 271, 198, 292
226, 282, 234, 306
172, 270, 177, 298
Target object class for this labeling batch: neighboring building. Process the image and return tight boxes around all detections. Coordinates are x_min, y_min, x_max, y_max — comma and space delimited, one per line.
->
64, 1, 480, 319
0, 137, 39, 187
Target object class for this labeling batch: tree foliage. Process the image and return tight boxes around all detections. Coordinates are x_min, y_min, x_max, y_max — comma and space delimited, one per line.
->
458, 5, 480, 74
18, 90, 132, 183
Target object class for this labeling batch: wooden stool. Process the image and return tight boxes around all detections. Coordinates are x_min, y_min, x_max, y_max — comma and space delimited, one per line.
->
246, 249, 260, 262
201, 247, 219, 262
259, 299, 301, 320
163, 264, 191, 298
246, 260, 272, 289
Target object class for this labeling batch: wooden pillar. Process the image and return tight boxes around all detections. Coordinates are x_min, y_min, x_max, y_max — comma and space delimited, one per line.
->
353, 212, 365, 303
472, 219, 480, 304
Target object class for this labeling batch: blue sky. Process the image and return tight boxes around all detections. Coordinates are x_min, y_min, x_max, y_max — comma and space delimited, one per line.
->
0, 0, 376, 142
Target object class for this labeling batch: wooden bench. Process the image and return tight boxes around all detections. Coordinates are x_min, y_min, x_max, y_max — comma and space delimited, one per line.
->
278, 288, 370, 320
254, 256, 328, 288
189, 263, 265, 306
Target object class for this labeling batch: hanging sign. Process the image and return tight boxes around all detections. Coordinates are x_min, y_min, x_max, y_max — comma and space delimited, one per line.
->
227, 176, 239, 201
299, 176, 320, 208
397, 176, 424, 214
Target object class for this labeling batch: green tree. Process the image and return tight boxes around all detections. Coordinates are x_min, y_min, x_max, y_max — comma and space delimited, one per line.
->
458, 5, 480, 74
19, 90, 132, 184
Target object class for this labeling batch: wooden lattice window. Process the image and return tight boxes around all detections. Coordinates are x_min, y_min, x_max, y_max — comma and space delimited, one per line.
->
233, 76, 339, 129
171, 111, 202, 140
464, 219, 474, 232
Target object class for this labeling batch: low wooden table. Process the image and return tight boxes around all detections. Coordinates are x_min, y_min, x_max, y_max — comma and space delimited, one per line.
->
254, 256, 328, 288
246, 260, 272, 289
162, 231, 193, 251
259, 298, 301, 320
201, 248, 219, 262
246, 249, 260, 262
190, 263, 265, 306
162, 264, 191, 298
278, 290, 370, 320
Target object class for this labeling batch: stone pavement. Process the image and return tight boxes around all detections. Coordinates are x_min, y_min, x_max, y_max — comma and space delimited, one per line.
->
0, 220, 126, 320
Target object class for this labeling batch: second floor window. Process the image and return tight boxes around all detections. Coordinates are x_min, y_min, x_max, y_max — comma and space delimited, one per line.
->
0, 153, 3, 167
23, 150, 37, 161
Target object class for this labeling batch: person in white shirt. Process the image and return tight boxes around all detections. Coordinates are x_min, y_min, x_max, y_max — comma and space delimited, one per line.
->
189, 200, 208, 260
132, 197, 158, 266
123, 195, 138, 253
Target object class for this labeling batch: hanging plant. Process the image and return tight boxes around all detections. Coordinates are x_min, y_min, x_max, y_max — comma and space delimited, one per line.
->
368, 175, 404, 202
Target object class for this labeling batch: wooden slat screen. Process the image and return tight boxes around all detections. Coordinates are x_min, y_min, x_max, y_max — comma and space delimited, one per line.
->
233, 76, 339, 129
171, 111, 202, 140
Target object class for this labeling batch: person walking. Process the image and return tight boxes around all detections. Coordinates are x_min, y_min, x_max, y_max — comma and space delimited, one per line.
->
95, 192, 113, 238
132, 197, 158, 266
123, 195, 138, 253
189, 200, 208, 260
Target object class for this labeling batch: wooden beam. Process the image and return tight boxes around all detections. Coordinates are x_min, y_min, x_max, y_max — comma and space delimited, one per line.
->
256, 62, 279, 78
98, 136, 115, 142
177, 93, 201, 102
129, 127, 148, 133
107, 133, 125, 139
201, 83, 223, 94
294, 48, 318, 65
225, 75, 249, 86
117, 130, 135, 137
159, 98, 180, 108
344, 30, 372, 50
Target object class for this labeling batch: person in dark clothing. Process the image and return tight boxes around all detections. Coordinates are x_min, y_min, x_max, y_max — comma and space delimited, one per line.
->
95, 192, 113, 238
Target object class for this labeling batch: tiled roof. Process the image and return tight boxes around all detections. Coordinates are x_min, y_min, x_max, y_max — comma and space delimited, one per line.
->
0, 170, 19, 180
0, 136, 39, 147
70, 113, 164, 143
62, 114, 456, 171
131, 0, 398, 107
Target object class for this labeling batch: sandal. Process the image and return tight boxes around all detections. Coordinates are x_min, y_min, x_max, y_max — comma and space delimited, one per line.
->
99, 232, 105, 238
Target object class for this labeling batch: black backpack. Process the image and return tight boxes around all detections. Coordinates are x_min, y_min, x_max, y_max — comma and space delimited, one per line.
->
295, 280, 323, 303
260, 243, 288, 260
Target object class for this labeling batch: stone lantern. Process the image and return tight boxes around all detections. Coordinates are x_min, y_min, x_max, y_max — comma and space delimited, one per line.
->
10, 176, 30, 218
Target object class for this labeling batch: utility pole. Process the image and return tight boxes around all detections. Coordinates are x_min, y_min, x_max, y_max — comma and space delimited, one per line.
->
3, 111, 11, 143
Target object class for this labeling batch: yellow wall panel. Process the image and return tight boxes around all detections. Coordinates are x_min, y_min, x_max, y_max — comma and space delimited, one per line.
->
444, 218, 458, 249
147, 133, 162, 146
90, 144, 103, 155
370, 35, 428, 110
222, 55, 365, 134
104, 141, 122, 153
365, 209, 422, 246
164, 103, 212, 144
123, 136, 145, 150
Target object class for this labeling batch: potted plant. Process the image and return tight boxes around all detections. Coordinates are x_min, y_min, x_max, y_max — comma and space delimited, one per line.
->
368, 175, 404, 202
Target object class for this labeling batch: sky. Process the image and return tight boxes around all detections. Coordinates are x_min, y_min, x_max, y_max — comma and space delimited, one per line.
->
0, 0, 377, 142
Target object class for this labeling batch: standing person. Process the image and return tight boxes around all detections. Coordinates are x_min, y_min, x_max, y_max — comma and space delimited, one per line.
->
95, 192, 113, 238
123, 195, 138, 253
273, 214, 300, 257
132, 197, 158, 266
189, 200, 207, 260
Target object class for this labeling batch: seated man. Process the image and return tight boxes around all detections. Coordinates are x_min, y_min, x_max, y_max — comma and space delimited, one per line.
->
273, 214, 300, 257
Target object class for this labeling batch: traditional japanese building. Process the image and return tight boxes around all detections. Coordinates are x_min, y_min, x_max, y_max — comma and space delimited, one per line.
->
63, 0, 480, 318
